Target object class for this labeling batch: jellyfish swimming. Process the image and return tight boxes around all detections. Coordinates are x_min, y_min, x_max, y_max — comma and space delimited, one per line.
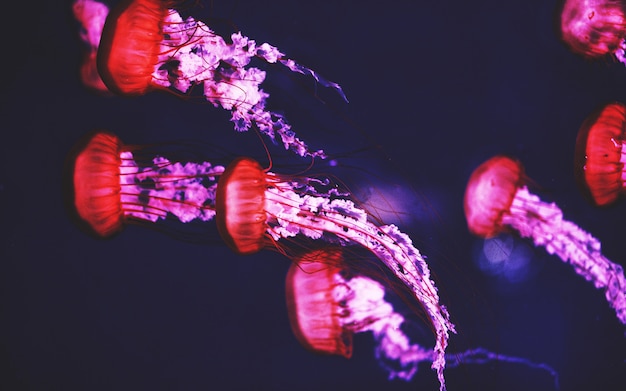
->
558, 0, 626, 63
96, 0, 347, 158
574, 101, 626, 206
72, 0, 110, 93
464, 155, 626, 325
70, 130, 455, 390
285, 248, 560, 388
69, 131, 225, 237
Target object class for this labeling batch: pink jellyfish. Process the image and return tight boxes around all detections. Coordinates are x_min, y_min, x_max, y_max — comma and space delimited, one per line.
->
96, 0, 347, 158
574, 101, 626, 206
72, 0, 110, 94
464, 155, 626, 325
558, 0, 626, 63
70, 130, 455, 390
286, 248, 560, 388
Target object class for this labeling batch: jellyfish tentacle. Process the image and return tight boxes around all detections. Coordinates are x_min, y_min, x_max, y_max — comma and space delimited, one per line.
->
503, 186, 626, 324
156, 11, 334, 157
444, 347, 560, 390
119, 151, 223, 224
279, 58, 348, 103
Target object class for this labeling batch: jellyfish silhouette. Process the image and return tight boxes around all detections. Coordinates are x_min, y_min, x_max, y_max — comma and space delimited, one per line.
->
286, 248, 560, 388
574, 101, 626, 206
96, 0, 347, 157
464, 155, 626, 325
69, 130, 455, 390
558, 0, 626, 63
72, 0, 110, 93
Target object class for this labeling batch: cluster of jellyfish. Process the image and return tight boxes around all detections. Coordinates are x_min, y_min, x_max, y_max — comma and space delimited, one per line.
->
555, 1, 626, 321
69, 129, 567, 390
67, 0, 626, 390
69, 129, 454, 388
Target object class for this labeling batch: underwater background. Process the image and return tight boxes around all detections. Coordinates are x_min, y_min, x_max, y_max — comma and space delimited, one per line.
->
1, 0, 625, 390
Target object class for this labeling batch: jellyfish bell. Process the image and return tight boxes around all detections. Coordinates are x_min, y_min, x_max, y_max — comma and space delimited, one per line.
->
558, 0, 626, 61
463, 155, 526, 238
215, 157, 268, 255
96, 0, 347, 157
285, 248, 354, 359
574, 101, 626, 206
70, 131, 125, 237
97, 0, 170, 96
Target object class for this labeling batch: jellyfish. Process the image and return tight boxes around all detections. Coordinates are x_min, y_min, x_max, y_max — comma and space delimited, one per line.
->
72, 0, 110, 93
70, 130, 455, 390
464, 155, 626, 325
96, 0, 347, 157
558, 0, 626, 63
286, 248, 560, 388
574, 101, 626, 206
69, 131, 225, 237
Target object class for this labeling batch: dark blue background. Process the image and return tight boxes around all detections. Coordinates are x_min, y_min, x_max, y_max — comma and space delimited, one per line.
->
1, 1, 625, 390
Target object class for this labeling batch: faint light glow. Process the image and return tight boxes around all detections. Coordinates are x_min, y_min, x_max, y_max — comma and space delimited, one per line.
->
477, 234, 534, 285
355, 183, 442, 228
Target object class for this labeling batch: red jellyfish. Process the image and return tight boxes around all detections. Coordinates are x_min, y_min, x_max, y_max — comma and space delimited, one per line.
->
574, 101, 626, 206
69, 131, 225, 237
72, 0, 110, 94
464, 155, 626, 325
558, 0, 626, 63
70, 130, 455, 390
96, 0, 347, 157
286, 248, 560, 388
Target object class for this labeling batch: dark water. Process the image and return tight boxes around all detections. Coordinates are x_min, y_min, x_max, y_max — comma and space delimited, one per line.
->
1, 1, 624, 390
